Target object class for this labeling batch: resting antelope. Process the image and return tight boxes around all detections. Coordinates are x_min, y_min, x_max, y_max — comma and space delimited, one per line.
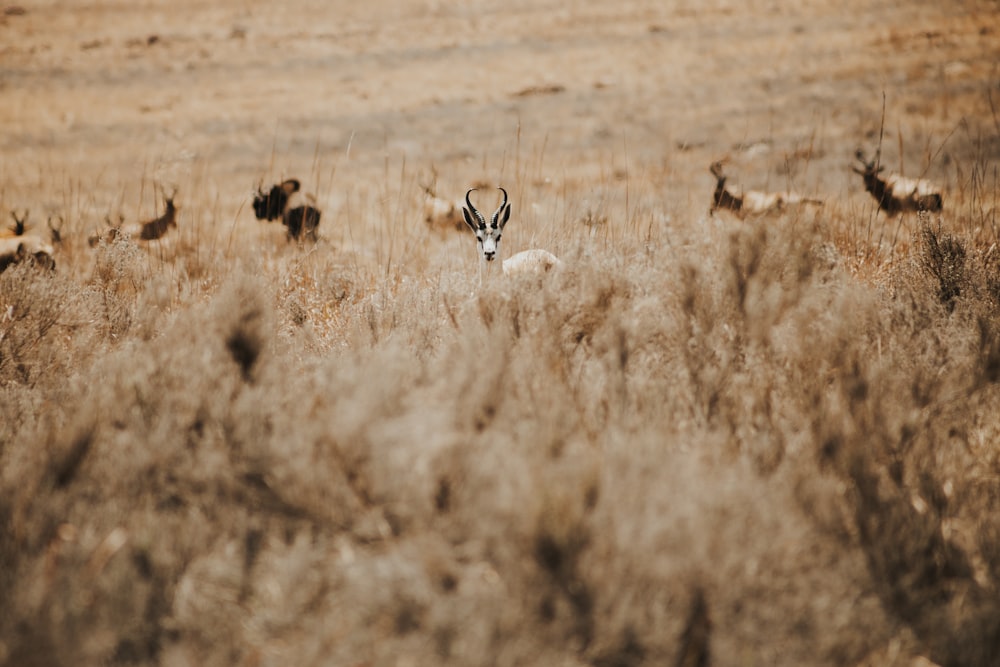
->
709, 161, 823, 218
0, 210, 55, 272
853, 150, 942, 215
422, 186, 466, 232
252, 178, 321, 243
462, 187, 561, 281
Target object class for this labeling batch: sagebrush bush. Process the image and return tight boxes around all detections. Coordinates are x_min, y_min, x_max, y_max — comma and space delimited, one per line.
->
2, 164, 1000, 667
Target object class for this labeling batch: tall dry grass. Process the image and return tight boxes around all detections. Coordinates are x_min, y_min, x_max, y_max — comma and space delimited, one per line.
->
1, 146, 1000, 667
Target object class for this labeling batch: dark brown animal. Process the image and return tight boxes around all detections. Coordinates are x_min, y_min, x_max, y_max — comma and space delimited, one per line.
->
252, 179, 299, 222
853, 150, 943, 215
283, 206, 321, 243
139, 192, 178, 240
252, 178, 322, 242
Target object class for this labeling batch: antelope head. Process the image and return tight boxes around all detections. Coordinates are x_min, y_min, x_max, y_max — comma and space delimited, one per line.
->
10, 209, 28, 236
48, 215, 64, 244
853, 149, 885, 176
462, 187, 511, 263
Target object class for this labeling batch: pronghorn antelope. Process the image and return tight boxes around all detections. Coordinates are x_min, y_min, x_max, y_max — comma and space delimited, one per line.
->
853, 150, 943, 215
709, 161, 823, 218
252, 178, 321, 242
462, 187, 562, 279
0, 210, 55, 272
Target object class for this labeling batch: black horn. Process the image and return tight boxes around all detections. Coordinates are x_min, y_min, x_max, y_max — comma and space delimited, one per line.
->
492, 187, 511, 229
464, 188, 486, 229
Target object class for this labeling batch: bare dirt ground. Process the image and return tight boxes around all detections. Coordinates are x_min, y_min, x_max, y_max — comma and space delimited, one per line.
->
2, 2, 1000, 667
2, 0, 997, 251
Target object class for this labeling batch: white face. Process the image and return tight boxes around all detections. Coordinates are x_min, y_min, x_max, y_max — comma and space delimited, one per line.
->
463, 187, 511, 264
476, 224, 502, 262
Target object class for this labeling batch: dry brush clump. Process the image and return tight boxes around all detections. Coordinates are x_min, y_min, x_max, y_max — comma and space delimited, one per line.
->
2, 173, 1000, 667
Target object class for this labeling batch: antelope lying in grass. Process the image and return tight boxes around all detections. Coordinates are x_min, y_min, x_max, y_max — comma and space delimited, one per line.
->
252, 178, 321, 243
88, 190, 178, 246
422, 186, 466, 232
462, 187, 561, 281
709, 161, 823, 218
0, 210, 55, 272
853, 150, 943, 215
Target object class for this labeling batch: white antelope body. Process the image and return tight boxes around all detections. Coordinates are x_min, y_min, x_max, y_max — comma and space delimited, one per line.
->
461, 187, 562, 279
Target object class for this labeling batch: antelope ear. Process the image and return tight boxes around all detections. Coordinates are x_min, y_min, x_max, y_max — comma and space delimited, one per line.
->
497, 203, 511, 230
462, 207, 478, 232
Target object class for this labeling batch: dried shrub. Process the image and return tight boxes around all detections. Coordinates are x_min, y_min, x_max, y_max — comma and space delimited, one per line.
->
918, 221, 968, 308
4, 166, 1000, 667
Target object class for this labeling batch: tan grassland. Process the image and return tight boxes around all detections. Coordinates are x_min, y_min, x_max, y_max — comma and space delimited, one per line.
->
2, 0, 1000, 665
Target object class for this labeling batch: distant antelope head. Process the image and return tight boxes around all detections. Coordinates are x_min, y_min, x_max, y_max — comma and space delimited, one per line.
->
48, 215, 64, 245
462, 187, 511, 263
852, 149, 885, 180
9, 209, 28, 236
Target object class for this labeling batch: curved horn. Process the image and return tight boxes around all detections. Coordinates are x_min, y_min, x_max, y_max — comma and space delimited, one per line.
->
465, 188, 486, 227
490, 187, 508, 226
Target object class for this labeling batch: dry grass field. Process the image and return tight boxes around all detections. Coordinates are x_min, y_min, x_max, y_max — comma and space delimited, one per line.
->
2, 0, 1000, 665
